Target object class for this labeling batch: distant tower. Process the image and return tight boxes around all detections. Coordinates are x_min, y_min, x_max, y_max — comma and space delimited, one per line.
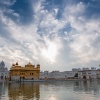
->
0, 60, 5, 68
0, 61, 9, 80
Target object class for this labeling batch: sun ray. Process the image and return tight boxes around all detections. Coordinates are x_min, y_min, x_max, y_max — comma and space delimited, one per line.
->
41, 42, 57, 63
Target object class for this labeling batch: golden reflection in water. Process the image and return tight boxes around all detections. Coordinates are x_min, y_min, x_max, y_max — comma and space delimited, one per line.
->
8, 82, 40, 100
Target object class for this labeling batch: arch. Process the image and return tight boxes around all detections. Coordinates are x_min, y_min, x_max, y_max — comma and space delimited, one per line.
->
5, 76, 7, 80
32, 78, 34, 80
74, 73, 78, 77
1, 76, 3, 80
23, 76, 25, 80
83, 76, 86, 79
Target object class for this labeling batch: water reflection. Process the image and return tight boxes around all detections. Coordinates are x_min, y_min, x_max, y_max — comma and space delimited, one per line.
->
40, 80, 100, 100
74, 80, 99, 94
0, 80, 100, 100
8, 82, 40, 100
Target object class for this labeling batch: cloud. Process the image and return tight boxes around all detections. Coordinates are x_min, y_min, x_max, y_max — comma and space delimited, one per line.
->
62, 2, 100, 66
0, 0, 100, 71
70, 33, 100, 63
0, 0, 63, 70
0, 0, 16, 6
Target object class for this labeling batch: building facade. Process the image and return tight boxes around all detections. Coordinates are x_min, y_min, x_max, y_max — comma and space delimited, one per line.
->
78, 67, 97, 79
0, 61, 9, 81
40, 67, 98, 80
40, 70, 78, 80
96, 69, 100, 78
10, 62, 40, 81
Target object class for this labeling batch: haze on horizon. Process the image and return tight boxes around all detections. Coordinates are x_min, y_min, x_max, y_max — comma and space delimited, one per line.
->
0, 0, 100, 71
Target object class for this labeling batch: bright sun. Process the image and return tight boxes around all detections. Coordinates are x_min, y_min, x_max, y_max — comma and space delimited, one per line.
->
41, 42, 57, 63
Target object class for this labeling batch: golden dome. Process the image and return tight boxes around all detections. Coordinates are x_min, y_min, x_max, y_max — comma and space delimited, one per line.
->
16, 62, 18, 65
27, 62, 33, 66
37, 64, 40, 66
12, 63, 15, 66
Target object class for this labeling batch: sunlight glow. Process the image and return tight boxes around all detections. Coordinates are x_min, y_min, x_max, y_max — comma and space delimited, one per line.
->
41, 42, 57, 63
48, 96, 56, 100
48, 94, 57, 100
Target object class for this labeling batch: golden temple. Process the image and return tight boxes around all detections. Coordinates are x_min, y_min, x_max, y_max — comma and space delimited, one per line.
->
9, 62, 40, 81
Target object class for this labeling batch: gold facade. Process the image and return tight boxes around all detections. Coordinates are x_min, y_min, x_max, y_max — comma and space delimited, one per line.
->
10, 62, 40, 80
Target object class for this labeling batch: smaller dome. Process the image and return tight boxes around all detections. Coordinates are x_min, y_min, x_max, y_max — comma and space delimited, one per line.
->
12, 63, 15, 66
16, 62, 18, 65
25, 62, 34, 67
37, 64, 40, 68
37, 64, 40, 66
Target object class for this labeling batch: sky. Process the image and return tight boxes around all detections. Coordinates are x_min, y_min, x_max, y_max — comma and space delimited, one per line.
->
0, 0, 100, 71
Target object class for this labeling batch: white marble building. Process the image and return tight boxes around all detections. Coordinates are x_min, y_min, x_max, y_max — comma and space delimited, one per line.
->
40, 67, 97, 80
96, 69, 100, 78
78, 67, 97, 79
40, 70, 78, 80
0, 61, 9, 81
